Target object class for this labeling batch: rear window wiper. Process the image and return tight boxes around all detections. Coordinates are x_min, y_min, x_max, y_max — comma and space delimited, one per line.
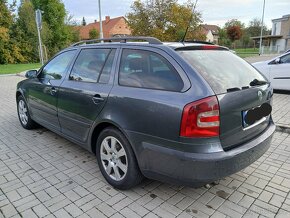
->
250, 79, 268, 87
227, 87, 241, 92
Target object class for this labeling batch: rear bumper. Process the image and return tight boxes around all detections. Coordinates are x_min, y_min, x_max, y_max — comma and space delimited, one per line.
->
139, 122, 275, 186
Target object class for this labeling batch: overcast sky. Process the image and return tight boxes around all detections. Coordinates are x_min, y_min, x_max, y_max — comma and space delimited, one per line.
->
10, 0, 290, 28
61, 0, 290, 28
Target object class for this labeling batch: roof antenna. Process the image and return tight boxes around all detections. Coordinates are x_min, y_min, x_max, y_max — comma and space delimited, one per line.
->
180, 0, 199, 43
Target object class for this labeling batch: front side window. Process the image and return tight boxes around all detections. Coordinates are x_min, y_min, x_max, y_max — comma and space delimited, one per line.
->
280, 53, 290, 64
119, 49, 184, 91
70, 49, 115, 83
40, 50, 76, 80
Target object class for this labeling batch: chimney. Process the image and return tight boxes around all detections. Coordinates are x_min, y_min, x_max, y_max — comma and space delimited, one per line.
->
105, 16, 110, 23
94, 20, 97, 23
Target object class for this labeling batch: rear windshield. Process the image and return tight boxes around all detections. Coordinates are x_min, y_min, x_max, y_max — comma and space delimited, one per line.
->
177, 50, 267, 94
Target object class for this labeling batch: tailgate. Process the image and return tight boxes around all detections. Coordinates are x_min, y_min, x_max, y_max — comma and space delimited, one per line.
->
177, 48, 273, 150
218, 85, 272, 150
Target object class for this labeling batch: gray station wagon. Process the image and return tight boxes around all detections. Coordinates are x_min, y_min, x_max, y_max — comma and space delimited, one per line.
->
16, 37, 276, 189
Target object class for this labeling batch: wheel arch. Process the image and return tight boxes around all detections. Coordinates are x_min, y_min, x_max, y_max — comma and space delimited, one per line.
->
90, 121, 135, 155
16, 89, 24, 100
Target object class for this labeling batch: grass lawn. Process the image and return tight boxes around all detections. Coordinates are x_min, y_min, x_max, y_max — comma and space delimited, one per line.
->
0, 63, 41, 75
234, 48, 260, 58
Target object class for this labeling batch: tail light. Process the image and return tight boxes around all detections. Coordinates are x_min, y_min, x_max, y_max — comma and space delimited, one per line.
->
180, 96, 220, 137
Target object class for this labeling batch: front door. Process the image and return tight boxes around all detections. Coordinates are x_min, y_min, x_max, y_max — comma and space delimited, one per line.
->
28, 50, 77, 131
270, 53, 290, 90
57, 48, 117, 143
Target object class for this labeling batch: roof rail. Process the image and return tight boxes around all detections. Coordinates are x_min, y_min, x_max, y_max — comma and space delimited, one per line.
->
71, 36, 162, 47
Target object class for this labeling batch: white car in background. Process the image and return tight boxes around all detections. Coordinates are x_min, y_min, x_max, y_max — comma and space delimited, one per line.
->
252, 51, 290, 91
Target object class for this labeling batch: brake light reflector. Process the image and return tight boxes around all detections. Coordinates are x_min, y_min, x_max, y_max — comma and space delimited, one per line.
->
180, 96, 220, 137
201, 45, 220, 50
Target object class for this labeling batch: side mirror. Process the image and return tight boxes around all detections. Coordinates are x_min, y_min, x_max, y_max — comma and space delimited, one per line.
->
25, 70, 38, 79
274, 58, 281, 64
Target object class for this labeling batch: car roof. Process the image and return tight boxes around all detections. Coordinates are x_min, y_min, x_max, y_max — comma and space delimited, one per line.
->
69, 36, 226, 51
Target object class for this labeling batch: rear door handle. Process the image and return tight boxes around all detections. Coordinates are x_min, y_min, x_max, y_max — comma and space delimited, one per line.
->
92, 95, 104, 104
50, 87, 57, 96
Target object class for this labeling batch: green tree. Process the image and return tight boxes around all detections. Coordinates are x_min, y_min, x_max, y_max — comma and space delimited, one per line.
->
218, 28, 231, 47
127, 0, 204, 41
31, 0, 74, 57
224, 19, 245, 29
12, 0, 41, 62
246, 18, 268, 37
0, 0, 12, 64
0, 0, 12, 29
89, 28, 99, 39
0, 0, 25, 64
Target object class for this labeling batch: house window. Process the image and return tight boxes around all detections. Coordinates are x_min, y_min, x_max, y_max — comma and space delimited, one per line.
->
273, 23, 277, 35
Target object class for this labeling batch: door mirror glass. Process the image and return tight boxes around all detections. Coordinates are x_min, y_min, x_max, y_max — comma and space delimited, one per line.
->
25, 70, 38, 79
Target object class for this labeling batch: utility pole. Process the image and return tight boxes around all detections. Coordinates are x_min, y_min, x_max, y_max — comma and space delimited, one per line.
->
259, 0, 266, 55
98, 0, 104, 39
35, 9, 44, 65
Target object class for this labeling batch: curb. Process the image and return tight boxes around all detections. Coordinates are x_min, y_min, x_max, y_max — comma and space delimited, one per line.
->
0, 73, 18, 77
16, 72, 26, 77
0, 72, 26, 78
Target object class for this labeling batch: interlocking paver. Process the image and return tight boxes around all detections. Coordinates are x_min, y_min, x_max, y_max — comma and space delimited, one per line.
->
64, 203, 83, 217
32, 204, 50, 217
1, 204, 18, 218
1, 75, 290, 217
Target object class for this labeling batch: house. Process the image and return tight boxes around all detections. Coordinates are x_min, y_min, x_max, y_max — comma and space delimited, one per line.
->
200, 24, 219, 44
270, 14, 290, 52
251, 14, 290, 53
78, 16, 131, 40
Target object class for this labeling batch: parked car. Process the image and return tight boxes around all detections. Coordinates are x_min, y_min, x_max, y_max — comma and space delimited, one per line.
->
16, 37, 275, 189
252, 52, 290, 90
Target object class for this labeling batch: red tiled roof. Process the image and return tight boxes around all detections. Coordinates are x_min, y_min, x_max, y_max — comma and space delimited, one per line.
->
201, 24, 219, 35
78, 16, 131, 39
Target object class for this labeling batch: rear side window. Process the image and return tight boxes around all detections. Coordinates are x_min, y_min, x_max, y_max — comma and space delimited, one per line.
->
70, 49, 115, 83
178, 50, 267, 94
119, 49, 184, 92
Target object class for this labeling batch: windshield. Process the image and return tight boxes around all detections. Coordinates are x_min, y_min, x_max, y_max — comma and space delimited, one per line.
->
177, 50, 268, 94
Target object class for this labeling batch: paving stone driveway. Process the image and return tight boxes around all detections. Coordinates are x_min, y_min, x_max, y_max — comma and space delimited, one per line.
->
1, 75, 290, 218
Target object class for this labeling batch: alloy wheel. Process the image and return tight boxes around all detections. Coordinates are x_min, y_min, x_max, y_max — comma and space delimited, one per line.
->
18, 100, 28, 126
100, 136, 128, 181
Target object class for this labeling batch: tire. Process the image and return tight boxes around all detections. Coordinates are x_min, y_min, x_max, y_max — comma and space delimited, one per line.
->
17, 95, 37, 130
96, 127, 143, 190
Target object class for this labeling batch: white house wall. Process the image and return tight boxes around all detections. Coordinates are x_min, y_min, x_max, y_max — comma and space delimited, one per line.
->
206, 31, 214, 42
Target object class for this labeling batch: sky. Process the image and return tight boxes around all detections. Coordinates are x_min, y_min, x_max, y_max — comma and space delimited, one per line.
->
9, 0, 290, 28
61, 0, 290, 28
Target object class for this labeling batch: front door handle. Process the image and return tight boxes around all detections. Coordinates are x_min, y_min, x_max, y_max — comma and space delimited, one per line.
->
92, 95, 104, 104
50, 87, 57, 96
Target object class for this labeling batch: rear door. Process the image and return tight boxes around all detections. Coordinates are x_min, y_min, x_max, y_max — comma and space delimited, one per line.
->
57, 47, 118, 143
107, 46, 191, 141
178, 48, 273, 150
269, 53, 290, 90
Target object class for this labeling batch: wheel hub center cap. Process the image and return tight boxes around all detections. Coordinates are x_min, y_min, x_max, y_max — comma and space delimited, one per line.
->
111, 153, 117, 162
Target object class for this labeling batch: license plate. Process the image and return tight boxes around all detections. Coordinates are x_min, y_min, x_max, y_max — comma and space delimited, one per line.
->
242, 103, 272, 128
